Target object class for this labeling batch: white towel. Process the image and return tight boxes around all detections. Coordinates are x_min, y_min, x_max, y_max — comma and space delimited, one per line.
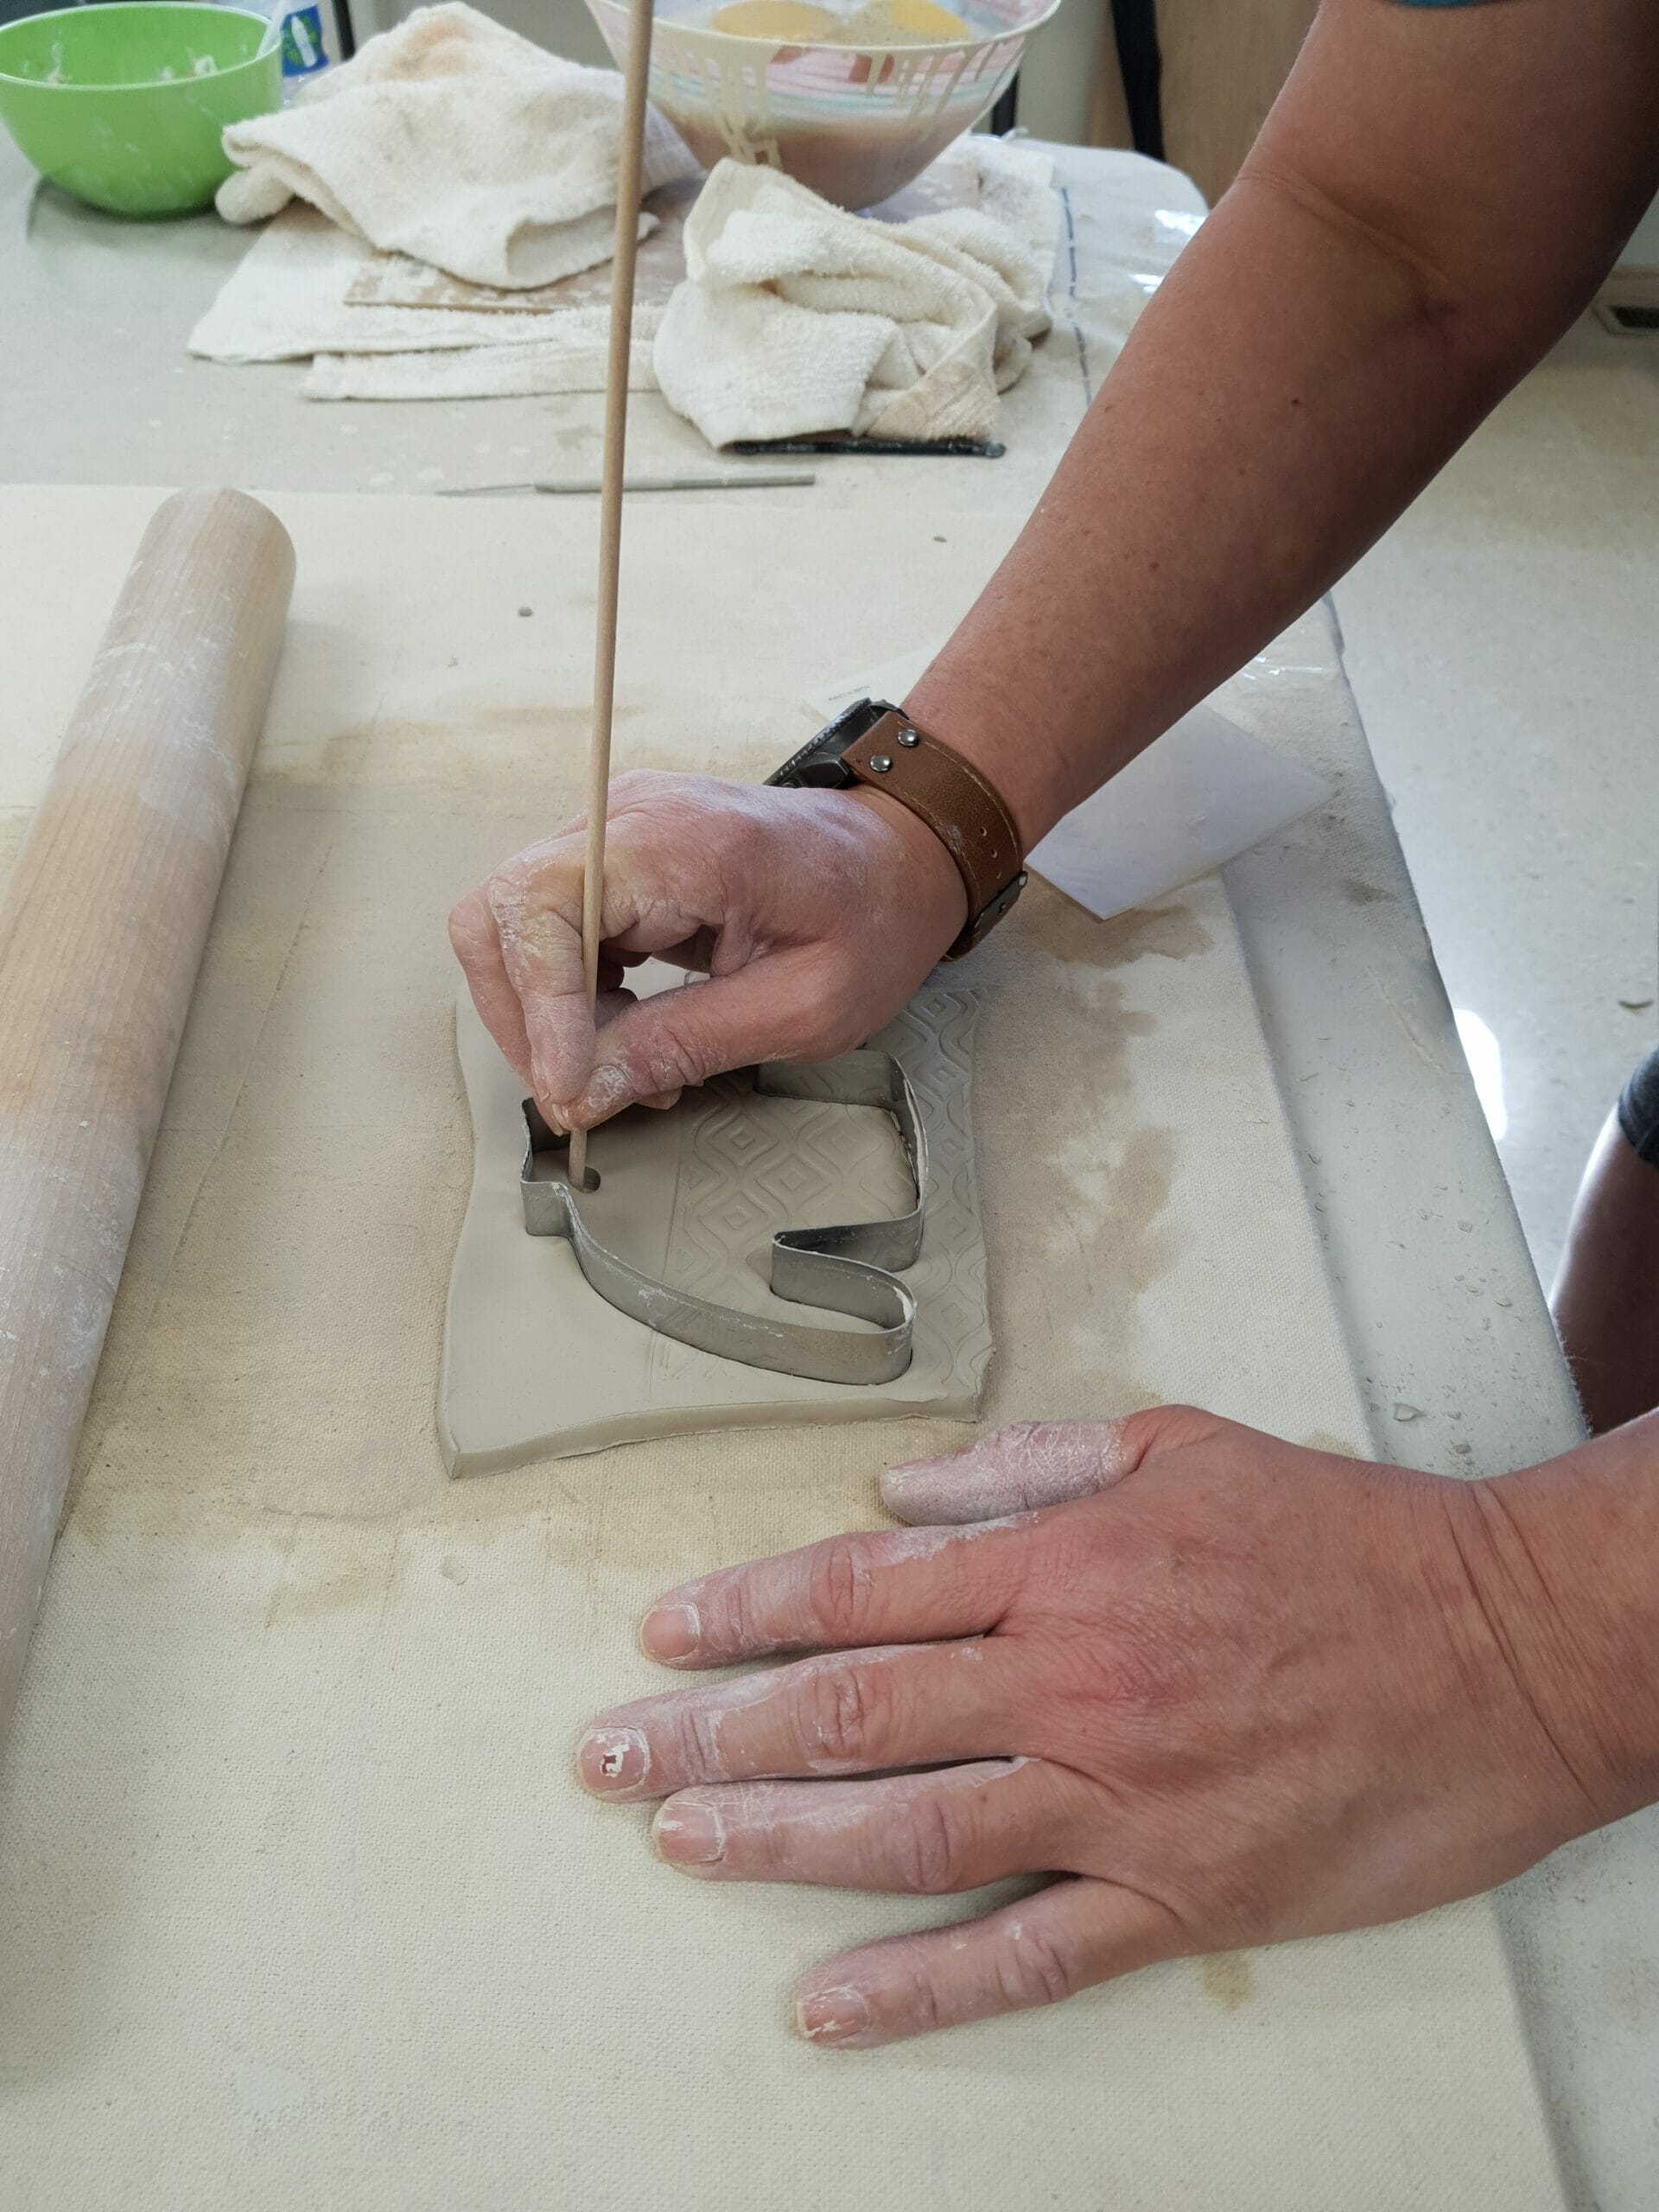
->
652, 137, 1058, 447
216, 2, 696, 292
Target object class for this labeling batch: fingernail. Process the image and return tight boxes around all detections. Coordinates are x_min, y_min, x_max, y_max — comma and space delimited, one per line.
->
884, 1453, 937, 1484
878, 1459, 940, 1515
533, 1093, 569, 1136
531, 1056, 563, 1110
640, 1600, 702, 1663
652, 1798, 725, 1866
797, 1985, 874, 2048
573, 1061, 635, 1127
578, 1726, 650, 1795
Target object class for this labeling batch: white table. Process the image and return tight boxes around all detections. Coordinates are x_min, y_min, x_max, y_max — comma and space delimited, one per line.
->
3, 127, 1652, 2209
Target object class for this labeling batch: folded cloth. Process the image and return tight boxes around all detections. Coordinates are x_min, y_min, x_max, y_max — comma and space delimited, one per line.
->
306, 327, 657, 401
216, 2, 696, 291
191, 192, 687, 396
652, 137, 1058, 447
190, 205, 558, 361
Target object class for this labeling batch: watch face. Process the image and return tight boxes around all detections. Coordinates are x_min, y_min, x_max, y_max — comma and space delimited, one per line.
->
766, 699, 890, 788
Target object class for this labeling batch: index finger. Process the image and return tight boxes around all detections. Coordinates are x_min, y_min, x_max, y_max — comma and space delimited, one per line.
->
448, 884, 533, 1092
484, 829, 593, 1107
451, 871, 642, 1118
639, 1515, 1039, 1668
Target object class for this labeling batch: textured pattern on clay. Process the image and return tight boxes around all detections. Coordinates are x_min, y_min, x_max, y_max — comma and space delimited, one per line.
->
644, 985, 989, 1405
440, 978, 993, 1468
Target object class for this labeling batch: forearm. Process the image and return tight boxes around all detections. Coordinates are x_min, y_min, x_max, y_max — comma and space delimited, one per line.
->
909, 0, 1659, 845
1476, 1413, 1659, 1825
908, 178, 1517, 842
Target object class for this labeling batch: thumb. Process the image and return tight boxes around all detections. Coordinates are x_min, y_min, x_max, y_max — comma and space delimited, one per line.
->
880, 1420, 1142, 1525
560, 949, 843, 1130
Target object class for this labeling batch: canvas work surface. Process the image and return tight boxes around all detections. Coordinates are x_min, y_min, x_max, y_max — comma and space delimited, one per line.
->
0, 486, 1567, 2209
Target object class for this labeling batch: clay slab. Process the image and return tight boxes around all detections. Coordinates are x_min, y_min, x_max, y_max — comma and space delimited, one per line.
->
440, 978, 993, 1469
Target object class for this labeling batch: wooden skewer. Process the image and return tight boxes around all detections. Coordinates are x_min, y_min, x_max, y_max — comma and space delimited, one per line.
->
569, 0, 656, 1194
0, 488, 293, 1751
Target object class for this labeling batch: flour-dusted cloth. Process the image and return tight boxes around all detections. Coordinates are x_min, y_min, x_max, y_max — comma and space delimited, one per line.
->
216, 2, 696, 291
188, 205, 658, 398
306, 329, 657, 400
653, 137, 1058, 446
192, 206, 556, 361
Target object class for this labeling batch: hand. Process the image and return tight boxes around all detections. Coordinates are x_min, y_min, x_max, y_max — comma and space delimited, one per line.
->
448, 770, 966, 1129
577, 1408, 1617, 2048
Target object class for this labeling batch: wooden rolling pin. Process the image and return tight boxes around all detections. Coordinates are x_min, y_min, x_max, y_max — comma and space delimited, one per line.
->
0, 486, 294, 1747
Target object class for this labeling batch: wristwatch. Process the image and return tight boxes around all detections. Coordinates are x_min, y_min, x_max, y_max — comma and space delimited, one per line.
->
767, 699, 1027, 958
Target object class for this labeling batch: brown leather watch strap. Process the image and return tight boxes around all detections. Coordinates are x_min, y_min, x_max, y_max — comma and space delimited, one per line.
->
842, 709, 1027, 957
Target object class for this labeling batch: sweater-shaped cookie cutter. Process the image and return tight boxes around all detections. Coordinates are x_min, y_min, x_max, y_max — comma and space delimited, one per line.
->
520, 1050, 925, 1386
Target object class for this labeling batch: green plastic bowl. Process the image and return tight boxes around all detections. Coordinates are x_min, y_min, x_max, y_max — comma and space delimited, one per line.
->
0, 3, 280, 217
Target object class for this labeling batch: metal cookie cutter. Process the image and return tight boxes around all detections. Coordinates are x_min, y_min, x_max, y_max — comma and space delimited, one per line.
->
521, 1051, 925, 1386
